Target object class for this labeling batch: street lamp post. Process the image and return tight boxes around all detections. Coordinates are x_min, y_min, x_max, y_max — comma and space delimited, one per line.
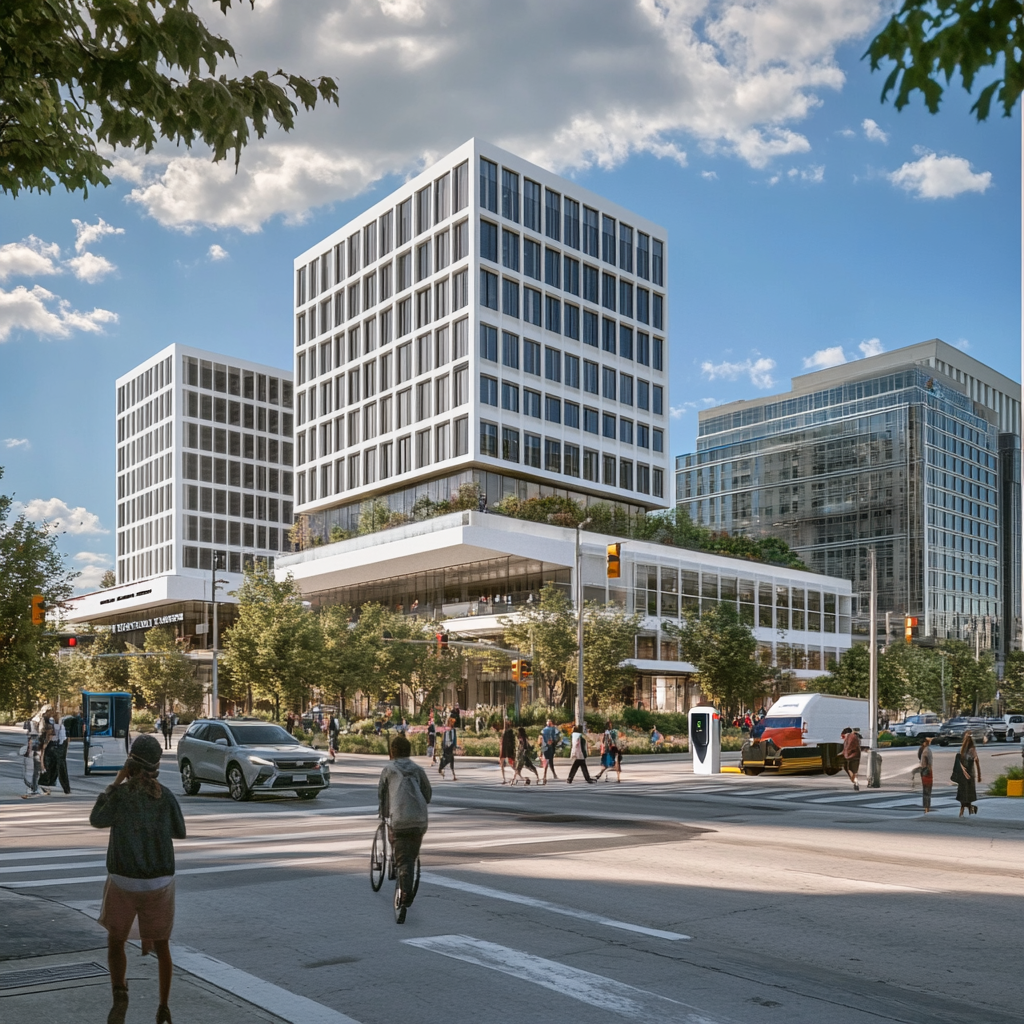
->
575, 517, 592, 727
867, 547, 881, 788
211, 554, 228, 718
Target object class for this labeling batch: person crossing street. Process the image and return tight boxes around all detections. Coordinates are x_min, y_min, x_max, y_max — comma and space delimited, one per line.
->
540, 718, 561, 783
438, 717, 459, 780
567, 723, 595, 784
378, 734, 432, 924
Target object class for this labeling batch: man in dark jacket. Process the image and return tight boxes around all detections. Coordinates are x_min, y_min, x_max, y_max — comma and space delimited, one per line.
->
378, 734, 431, 923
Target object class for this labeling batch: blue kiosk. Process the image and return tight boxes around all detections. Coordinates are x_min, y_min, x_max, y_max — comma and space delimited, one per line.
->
82, 691, 133, 775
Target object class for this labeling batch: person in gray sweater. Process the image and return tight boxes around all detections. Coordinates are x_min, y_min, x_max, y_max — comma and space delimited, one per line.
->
377, 734, 432, 923
90, 734, 185, 1024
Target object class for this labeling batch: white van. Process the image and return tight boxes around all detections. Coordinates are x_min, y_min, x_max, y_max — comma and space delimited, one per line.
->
1004, 714, 1024, 742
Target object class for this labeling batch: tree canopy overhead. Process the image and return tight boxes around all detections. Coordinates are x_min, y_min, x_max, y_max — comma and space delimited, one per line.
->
865, 0, 1023, 120
0, 0, 338, 196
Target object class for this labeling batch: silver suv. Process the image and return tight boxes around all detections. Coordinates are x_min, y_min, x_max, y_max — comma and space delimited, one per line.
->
177, 719, 330, 801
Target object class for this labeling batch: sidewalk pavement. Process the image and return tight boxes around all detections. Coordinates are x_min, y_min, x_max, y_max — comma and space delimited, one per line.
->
0, 888, 290, 1024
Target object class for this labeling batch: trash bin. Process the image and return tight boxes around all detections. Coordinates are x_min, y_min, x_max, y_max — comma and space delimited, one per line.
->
1007, 779, 1024, 797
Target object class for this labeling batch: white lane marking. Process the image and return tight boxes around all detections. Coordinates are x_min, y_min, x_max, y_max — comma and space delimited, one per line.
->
0, 854, 358, 888
785, 870, 938, 894
0, 847, 100, 862
404, 936, 719, 1023
170, 944, 364, 1024
422, 873, 689, 941
0, 859, 106, 875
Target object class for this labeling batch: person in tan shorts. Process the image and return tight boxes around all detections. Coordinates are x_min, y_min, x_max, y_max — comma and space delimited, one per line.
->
90, 734, 186, 1024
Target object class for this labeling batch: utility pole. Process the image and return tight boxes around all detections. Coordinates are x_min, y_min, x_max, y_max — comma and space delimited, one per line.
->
211, 553, 227, 718
867, 548, 881, 788
885, 610, 891, 652
575, 517, 592, 727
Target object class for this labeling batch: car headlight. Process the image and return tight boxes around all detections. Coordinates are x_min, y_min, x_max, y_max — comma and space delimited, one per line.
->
247, 755, 274, 766
318, 756, 329, 766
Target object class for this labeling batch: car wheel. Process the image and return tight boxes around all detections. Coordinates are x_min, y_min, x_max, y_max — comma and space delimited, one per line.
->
742, 767, 764, 776
297, 789, 319, 800
227, 763, 252, 802
180, 760, 201, 796
1008, 730, 1016, 742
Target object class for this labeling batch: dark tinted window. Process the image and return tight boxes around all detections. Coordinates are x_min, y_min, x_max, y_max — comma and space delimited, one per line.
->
227, 725, 301, 746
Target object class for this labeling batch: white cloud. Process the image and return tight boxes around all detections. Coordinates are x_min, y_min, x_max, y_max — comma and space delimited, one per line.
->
888, 150, 992, 199
701, 356, 777, 389
671, 398, 718, 418
0, 237, 62, 282
75, 565, 112, 592
207, 244, 230, 261
66, 252, 116, 283
72, 218, 124, 254
15, 498, 109, 534
116, 0, 884, 231
861, 118, 888, 143
0, 285, 117, 342
74, 551, 112, 566
787, 164, 824, 183
954, 338, 970, 351
837, 127, 856, 137
803, 345, 847, 369
701, 170, 718, 180
858, 337, 883, 357
3, 437, 30, 449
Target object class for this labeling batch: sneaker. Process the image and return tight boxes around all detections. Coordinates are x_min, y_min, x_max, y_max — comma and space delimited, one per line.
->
22, 792, 40, 799
41, 787, 51, 796
854, 782, 860, 791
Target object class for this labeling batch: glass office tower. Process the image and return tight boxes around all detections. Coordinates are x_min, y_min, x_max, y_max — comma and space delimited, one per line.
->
675, 341, 1021, 654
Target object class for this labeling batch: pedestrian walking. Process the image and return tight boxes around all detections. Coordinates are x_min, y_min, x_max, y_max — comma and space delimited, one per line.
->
594, 720, 621, 782
499, 719, 515, 783
285, 712, 295, 735
38, 716, 57, 791
918, 737, 934, 812
328, 713, 340, 763
650, 727, 663, 750
438, 717, 458, 780
841, 727, 862, 790
426, 716, 437, 764
20, 718, 47, 799
540, 718, 561, 783
512, 727, 539, 785
953, 733, 981, 816
396, 717, 409, 735
90, 734, 186, 1024
161, 712, 174, 751
567, 723, 595, 784
377, 734, 432, 924
44, 714, 72, 794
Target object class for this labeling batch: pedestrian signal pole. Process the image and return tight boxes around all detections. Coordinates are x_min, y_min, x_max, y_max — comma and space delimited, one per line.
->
868, 547, 881, 788
574, 518, 592, 727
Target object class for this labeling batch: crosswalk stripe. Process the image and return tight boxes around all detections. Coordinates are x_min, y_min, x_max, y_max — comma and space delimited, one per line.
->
422, 873, 689, 940
404, 935, 720, 1022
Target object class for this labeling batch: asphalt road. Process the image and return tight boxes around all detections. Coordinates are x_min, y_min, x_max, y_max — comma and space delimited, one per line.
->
2, 732, 1022, 1024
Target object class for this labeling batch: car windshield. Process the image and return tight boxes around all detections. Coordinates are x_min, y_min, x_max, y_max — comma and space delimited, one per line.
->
227, 725, 301, 746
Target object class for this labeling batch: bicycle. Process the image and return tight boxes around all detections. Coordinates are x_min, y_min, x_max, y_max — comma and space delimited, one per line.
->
370, 818, 420, 923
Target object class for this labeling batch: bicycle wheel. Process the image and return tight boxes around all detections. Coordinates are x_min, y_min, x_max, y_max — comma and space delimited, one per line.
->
387, 837, 398, 881
370, 822, 386, 892
410, 856, 421, 900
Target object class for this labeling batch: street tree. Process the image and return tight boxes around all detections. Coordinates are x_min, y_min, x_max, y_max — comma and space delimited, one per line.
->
1, 0, 338, 197
84, 628, 131, 696
566, 604, 642, 710
341, 603, 423, 710
0, 468, 77, 714
938, 639, 997, 714
668, 603, 764, 719
99, 570, 116, 589
127, 626, 203, 714
500, 582, 577, 705
222, 563, 324, 719
866, 0, 1022, 120
1000, 650, 1024, 710
879, 642, 942, 713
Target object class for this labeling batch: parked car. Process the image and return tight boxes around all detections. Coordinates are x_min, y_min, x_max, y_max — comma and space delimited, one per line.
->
1003, 713, 1024, 742
984, 717, 1008, 742
176, 718, 330, 801
937, 717, 994, 746
894, 714, 942, 739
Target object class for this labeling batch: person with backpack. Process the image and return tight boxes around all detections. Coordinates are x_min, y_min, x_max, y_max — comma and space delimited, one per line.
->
540, 718, 561, 784
378, 734, 432, 924
327, 713, 340, 762
512, 726, 540, 785
90, 734, 186, 1024
594, 720, 621, 782
438, 716, 459, 780
567, 724, 595, 784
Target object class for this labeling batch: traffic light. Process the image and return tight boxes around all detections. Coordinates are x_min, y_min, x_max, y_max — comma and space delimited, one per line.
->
60, 635, 78, 649
31, 594, 46, 626
606, 543, 621, 579
511, 659, 521, 683
519, 659, 532, 684
904, 616, 919, 642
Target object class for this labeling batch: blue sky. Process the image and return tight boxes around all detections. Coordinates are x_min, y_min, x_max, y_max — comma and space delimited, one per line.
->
0, 1, 1018, 590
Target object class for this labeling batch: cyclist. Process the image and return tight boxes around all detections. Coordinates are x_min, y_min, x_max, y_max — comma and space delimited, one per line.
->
377, 734, 432, 923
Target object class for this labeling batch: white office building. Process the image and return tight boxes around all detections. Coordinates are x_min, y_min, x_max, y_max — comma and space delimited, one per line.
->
292, 139, 671, 540
65, 344, 294, 651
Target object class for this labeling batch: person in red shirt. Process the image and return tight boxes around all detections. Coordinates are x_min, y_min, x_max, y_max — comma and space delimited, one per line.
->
841, 727, 862, 791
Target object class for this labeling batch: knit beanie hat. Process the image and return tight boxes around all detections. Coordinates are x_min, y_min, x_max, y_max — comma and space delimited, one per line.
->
128, 734, 163, 771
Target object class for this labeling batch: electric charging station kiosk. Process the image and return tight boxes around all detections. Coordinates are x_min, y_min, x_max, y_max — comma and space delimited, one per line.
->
688, 705, 722, 775
82, 691, 132, 775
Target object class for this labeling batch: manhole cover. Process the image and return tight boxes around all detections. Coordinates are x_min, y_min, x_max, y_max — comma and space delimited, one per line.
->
0, 962, 108, 991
